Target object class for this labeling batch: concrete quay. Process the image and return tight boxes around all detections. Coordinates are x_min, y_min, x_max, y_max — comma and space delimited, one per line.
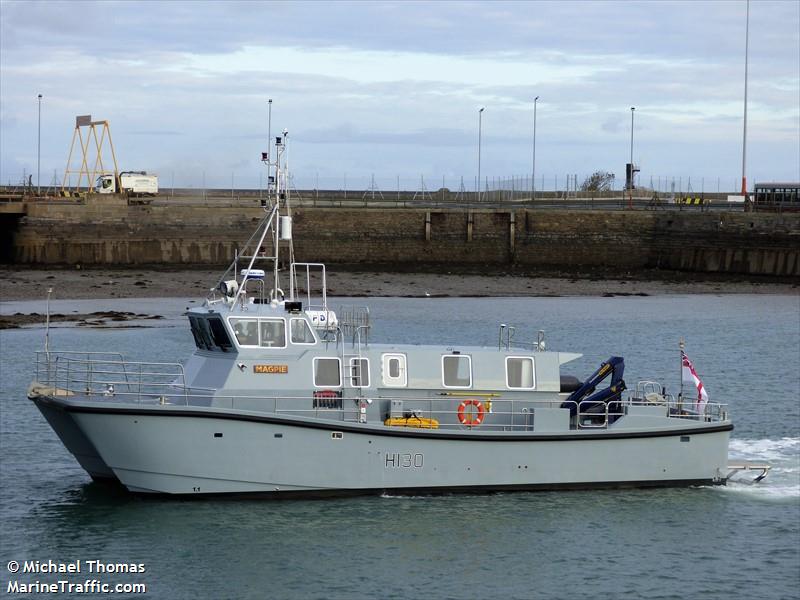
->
2, 194, 798, 278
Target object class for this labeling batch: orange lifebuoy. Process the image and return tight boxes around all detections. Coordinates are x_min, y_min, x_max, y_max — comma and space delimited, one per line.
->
457, 399, 485, 427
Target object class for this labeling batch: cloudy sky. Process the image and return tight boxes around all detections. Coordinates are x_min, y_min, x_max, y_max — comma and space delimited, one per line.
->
1, 0, 798, 191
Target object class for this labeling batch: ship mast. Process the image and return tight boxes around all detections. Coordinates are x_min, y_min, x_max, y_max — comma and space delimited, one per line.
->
208, 107, 296, 308
270, 129, 292, 301
273, 134, 282, 299
260, 103, 290, 302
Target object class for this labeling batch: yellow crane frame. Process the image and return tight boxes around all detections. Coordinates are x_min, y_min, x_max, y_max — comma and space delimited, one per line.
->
61, 115, 119, 193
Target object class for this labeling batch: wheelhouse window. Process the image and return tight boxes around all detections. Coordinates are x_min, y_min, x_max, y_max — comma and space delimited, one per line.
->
259, 319, 286, 348
350, 358, 370, 388
208, 317, 233, 352
189, 316, 232, 352
442, 355, 472, 388
314, 357, 341, 388
506, 356, 536, 389
230, 318, 259, 346
189, 316, 210, 350
290, 318, 316, 345
381, 353, 407, 387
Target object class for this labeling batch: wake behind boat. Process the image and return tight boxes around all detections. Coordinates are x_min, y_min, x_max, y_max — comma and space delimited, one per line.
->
27, 129, 768, 497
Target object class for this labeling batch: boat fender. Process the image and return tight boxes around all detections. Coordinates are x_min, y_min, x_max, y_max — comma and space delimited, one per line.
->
457, 399, 485, 427
644, 392, 664, 404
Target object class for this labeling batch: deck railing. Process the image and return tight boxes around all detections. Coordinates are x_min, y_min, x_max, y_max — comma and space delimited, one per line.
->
32, 353, 727, 431
34, 352, 190, 404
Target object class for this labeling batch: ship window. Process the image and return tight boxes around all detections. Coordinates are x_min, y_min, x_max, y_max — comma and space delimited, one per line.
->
381, 354, 407, 387
230, 318, 259, 346
208, 317, 233, 351
442, 355, 472, 388
350, 358, 370, 388
197, 318, 215, 351
314, 357, 341, 387
506, 356, 536, 389
259, 319, 286, 348
290, 318, 316, 344
188, 316, 209, 350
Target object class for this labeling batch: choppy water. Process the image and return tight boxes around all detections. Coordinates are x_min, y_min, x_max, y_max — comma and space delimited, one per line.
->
1, 294, 798, 599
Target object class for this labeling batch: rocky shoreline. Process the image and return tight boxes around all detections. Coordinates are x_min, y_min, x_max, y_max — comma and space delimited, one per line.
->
1, 266, 797, 302
0, 310, 164, 330
1, 267, 796, 329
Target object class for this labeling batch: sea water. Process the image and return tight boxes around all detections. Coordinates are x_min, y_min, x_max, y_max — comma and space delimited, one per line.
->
1, 294, 798, 599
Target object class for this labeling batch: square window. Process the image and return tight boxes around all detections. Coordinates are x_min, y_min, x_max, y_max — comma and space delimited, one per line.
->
442, 355, 472, 388
259, 319, 286, 348
314, 358, 341, 387
506, 357, 535, 389
230, 318, 259, 346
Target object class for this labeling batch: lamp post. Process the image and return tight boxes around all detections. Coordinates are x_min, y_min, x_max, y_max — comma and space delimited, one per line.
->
477, 107, 485, 202
267, 98, 272, 162
628, 106, 635, 208
741, 0, 750, 198
37, 94, 42, 195
531, 96, 539, 202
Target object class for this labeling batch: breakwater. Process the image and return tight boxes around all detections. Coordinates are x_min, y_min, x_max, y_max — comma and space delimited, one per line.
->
4, 196, 799, 277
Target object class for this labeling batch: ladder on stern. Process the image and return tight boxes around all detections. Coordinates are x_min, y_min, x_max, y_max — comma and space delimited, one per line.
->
725, 461, 771, 483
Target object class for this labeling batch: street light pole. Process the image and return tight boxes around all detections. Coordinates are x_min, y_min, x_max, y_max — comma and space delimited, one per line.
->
629, 106, 635, 208
741, 0, 750, 198
267, 98, 273, 159
477, 107, 485, 202
532, 96, 539, 202
37, 94, 42, 195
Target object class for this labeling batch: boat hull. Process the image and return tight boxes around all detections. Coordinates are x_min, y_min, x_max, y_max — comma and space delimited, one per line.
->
32, 396, 732, 496
30, 395, 119, 482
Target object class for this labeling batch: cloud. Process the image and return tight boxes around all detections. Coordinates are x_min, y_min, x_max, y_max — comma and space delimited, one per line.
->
1, 0, 797, 187
126, 130, 184, 136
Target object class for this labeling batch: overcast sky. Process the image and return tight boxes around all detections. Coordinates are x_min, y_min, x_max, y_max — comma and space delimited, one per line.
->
1, 0, 798, 191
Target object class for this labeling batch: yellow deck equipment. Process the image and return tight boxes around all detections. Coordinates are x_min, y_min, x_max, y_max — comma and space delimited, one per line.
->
384, 416, 439, 429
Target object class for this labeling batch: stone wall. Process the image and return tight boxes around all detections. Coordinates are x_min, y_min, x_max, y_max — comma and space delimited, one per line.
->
6, 200, 799, 277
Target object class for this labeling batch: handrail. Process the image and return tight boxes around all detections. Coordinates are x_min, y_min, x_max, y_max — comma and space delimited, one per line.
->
34, 352, 188, 404
32, 352, 729, 428
353, 324, 370, 349
289, 262, 329, 311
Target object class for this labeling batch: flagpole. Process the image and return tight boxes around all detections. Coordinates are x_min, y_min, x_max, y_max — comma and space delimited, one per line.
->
678, 337, 685, 406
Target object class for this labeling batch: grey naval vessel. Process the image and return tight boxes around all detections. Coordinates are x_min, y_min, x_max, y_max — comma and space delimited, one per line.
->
28, 129, 768, 497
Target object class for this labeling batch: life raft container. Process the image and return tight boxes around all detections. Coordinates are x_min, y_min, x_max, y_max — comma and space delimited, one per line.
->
457, 399, 485, 427
384, 416, 439, 429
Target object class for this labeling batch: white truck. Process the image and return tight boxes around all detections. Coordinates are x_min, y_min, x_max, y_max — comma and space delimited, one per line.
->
96, 171, 158, 197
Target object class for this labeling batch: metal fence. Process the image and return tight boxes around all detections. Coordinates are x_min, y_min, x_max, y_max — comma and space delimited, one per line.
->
3, 169, 752, 198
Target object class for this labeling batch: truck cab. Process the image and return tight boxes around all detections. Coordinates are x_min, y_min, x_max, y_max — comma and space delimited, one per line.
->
96, 174, 117, 194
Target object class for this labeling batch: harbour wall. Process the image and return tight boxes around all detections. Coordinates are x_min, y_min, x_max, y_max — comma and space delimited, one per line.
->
5, 198, 799, 277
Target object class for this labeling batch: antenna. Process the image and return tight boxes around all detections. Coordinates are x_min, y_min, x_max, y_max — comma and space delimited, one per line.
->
260, 100, 274, 208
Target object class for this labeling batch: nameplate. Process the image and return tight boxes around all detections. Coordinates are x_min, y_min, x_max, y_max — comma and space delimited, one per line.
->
253, 364, 288, 374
